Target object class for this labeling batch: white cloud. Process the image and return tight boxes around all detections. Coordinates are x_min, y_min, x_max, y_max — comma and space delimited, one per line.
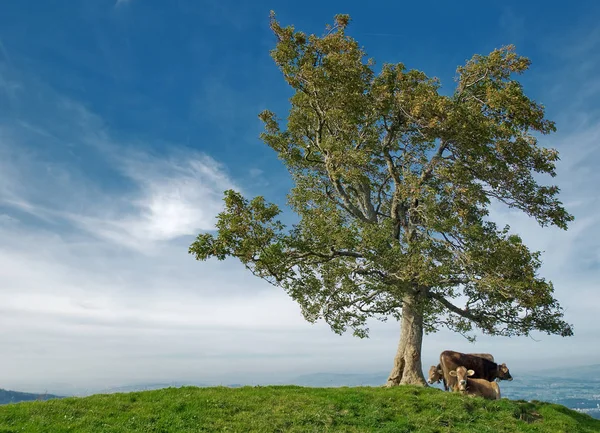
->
0, 102, 238, 252
116, 152, 236, 239
62, 151, 238, 251
0, 219, 406, 395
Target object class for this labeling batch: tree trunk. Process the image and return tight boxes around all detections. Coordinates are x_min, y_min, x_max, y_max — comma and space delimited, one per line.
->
385, 292, 427, 387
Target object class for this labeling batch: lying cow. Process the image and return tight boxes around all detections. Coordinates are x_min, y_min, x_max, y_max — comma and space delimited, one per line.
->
439, 350, 512, 392
449, 366, 501, 400
428, 353, 495, 390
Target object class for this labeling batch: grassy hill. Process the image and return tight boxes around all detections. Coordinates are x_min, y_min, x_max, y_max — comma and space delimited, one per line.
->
0, 385, 598, 432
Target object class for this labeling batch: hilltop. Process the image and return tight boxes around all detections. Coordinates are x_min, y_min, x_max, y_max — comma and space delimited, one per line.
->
0, 385, 598, 432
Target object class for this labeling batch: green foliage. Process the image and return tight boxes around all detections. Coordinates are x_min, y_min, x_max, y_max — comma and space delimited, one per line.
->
189, 12, 574, 340
1, 386, 598, 432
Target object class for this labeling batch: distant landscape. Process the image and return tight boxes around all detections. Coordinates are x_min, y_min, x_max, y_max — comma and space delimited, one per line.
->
0, 389, 63, 405
289, 367, 600, 420
3, 364, 598, 420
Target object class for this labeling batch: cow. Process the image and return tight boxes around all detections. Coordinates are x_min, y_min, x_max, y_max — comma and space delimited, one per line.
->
468, 353, 495, 362
428, 353, 495, 390
427, 364, 445, 387
449, 366, 501, 400
439, 350, 512, 392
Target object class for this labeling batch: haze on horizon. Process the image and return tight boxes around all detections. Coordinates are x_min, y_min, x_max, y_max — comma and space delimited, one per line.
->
1, 0, 599, 395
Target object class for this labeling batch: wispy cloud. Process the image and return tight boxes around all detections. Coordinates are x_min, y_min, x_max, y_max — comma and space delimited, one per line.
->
61, 149, 239, 251
0, 87, 238, 252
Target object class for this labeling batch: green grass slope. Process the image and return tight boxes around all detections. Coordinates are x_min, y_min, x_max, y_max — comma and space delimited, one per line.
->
0, 385, 598, 433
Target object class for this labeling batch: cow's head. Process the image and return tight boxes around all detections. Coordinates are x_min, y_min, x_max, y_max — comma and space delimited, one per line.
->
449, 366, 474, 392
497, 363, 513, 381
427, 365, 443, 384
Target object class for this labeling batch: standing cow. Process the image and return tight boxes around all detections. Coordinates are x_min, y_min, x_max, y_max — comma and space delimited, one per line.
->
439, 350, 512, 392
428, 353, 495, 390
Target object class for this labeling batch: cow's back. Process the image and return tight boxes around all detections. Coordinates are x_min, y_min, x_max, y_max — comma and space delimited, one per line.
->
470, 353, 494, 362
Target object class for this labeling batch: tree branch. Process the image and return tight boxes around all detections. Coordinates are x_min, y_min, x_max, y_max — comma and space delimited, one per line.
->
358, 180, 377, 222
325, 185, 359, 218
374, 174, 392, 217
420, 140, 448, 185
429, 292, 483, 323
382, 145, 405, 239
290, 248, 363, 260
331, 177, 370, 222
458, 68, 489, 94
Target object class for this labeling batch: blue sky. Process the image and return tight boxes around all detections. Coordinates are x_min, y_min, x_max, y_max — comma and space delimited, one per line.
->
1, 0, 599, 394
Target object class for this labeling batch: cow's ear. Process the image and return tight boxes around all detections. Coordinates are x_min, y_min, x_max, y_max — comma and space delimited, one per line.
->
467, 369, 475, 376
449, 371, 457, 377
501, 363, 506, 367
437, 369, 443, 374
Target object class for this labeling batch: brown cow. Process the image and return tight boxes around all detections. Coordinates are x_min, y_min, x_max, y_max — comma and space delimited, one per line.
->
428, 353, 495, 390
449, 366, 501, 400
469, 353, 495, 362
427, 365, 445, 387
439, 350, 512, 392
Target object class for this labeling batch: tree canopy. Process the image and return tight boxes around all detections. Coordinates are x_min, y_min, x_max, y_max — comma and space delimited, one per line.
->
189, 13, 573, 348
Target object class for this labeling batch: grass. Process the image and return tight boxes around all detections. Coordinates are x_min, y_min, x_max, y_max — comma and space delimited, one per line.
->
0, 385, 599, 432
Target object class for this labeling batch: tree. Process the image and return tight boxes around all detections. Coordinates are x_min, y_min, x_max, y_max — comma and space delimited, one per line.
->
189, 12, 574, 386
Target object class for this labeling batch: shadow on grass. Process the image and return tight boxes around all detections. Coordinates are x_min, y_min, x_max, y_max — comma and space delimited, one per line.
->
511, 401, 543, 423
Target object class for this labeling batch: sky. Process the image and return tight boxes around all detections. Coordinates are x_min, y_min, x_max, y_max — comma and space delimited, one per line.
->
1, 0, 599, 395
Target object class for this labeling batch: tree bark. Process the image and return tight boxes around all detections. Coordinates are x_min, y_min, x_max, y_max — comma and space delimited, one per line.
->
385, 292, 427, 387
